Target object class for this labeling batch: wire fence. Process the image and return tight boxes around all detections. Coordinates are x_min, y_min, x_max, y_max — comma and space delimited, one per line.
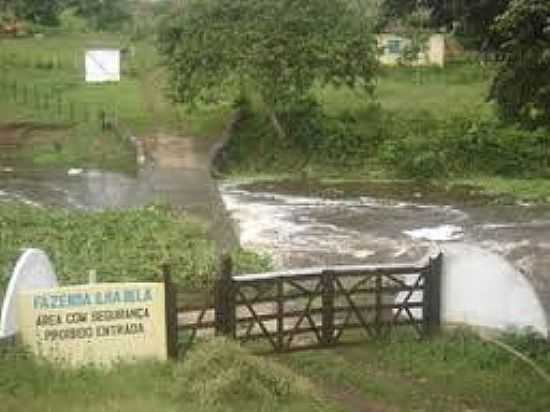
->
0, 49, 140, 79
0, 50, 81, 73
0, 77, 118, 131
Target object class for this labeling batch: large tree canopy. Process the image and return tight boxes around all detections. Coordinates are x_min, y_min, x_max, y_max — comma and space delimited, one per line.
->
158, 0, 378, 138
489, 0, 550, 128
12, 0, 63, 26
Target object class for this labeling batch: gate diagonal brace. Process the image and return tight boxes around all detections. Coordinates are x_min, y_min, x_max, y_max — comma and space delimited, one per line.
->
237, 290, 278, 350
392, 271, 425, 324
334, 277, 376, 338
286, 279, 323, 349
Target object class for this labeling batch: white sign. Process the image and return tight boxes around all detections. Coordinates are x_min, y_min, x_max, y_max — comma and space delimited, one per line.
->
17, 282, 168, 366
0, 249, 58, 338
85, 49, 120, 83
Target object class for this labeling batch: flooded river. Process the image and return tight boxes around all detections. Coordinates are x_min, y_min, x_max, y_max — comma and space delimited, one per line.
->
2, 169, 550, 334
220, 182, 550, 334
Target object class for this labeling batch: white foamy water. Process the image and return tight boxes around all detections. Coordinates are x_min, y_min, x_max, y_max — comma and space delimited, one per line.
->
403, 225, 465, 241
220, 184, 463, 268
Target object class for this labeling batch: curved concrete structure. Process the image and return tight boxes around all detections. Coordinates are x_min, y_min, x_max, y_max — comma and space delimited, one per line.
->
441, 243, 548, 337
0, 249, 58, 337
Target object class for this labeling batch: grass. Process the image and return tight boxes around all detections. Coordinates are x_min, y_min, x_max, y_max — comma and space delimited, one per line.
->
319, 64, 494, 121
453, 177, 550, 203
0, 338, 338, 412
2, 330, 549, 411
282, 329, 550, 412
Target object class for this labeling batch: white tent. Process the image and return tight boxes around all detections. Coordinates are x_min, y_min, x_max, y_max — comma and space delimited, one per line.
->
85, 49, 121, 83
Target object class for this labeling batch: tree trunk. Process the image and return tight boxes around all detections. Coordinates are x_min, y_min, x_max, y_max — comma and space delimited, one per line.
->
269, 110, 286, 140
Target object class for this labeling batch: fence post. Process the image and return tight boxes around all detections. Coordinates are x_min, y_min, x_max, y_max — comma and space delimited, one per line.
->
162, 264, 178, 359
423, 253, 442, 336
321, 270, 335, 346
69, 101, 74, 122
276, 276, 284, 351
374, 274, 383, 337
12, 81, 17, 103
214, 254, 235, 337
57, 95, 62, 119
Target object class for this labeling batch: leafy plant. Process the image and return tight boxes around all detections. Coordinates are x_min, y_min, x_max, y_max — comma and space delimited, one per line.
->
0, 203, 217, 291
489, 0, 550, 128
158, 0, 379, 141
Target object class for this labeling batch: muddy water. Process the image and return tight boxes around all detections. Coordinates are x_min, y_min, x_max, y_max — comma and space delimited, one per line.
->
3, 166, 550, 332
0, 169, 149, 210
220, 183, 550, 333
0, 165, 218, 215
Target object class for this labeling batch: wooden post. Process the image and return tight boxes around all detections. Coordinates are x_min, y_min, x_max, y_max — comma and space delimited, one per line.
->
88, 269, 97, 284
276, 277, 284, 351
214, 254, 235, 337
423, 253, 442, 336
375, 274, 382, 337
162, 264, 178, 359
321, 271, 335, 346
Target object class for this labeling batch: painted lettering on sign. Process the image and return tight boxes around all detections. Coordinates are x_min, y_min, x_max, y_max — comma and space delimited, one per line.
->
32, 288, 153, 310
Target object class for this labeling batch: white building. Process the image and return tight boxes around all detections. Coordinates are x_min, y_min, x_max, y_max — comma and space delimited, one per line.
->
377, 33, 447, 67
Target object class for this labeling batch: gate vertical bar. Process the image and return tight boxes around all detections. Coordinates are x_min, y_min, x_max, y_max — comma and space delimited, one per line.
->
277, 277, 284, 351
215, 254, 235, 337
162, 264, 178, 359
375, 274, 382, 336
321, 271, 335, 346
423, 253, 442, 336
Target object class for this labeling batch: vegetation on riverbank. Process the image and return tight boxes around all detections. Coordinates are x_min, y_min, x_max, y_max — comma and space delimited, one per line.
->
218, 61, 550, 202
0, 202, 270, 292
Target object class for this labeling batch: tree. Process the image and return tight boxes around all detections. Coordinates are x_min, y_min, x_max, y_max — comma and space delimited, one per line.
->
13, 0, 63, 26
158, 0, 379, 139
489, 0, 550, 128
65, 0, 131, 31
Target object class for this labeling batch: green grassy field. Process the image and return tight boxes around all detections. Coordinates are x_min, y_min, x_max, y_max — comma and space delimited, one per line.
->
2, 331, 549, 412
319, 63, 495, 121
0, 33, 232, 137
283, 329, 550, 412
0, 339, 340, 412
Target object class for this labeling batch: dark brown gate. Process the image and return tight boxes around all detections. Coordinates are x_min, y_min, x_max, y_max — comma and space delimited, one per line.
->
167, 253, 442, 355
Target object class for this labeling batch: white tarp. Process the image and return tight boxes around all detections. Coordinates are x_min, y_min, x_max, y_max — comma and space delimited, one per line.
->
0, 249, 58, 337
85, 49, 120, 83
